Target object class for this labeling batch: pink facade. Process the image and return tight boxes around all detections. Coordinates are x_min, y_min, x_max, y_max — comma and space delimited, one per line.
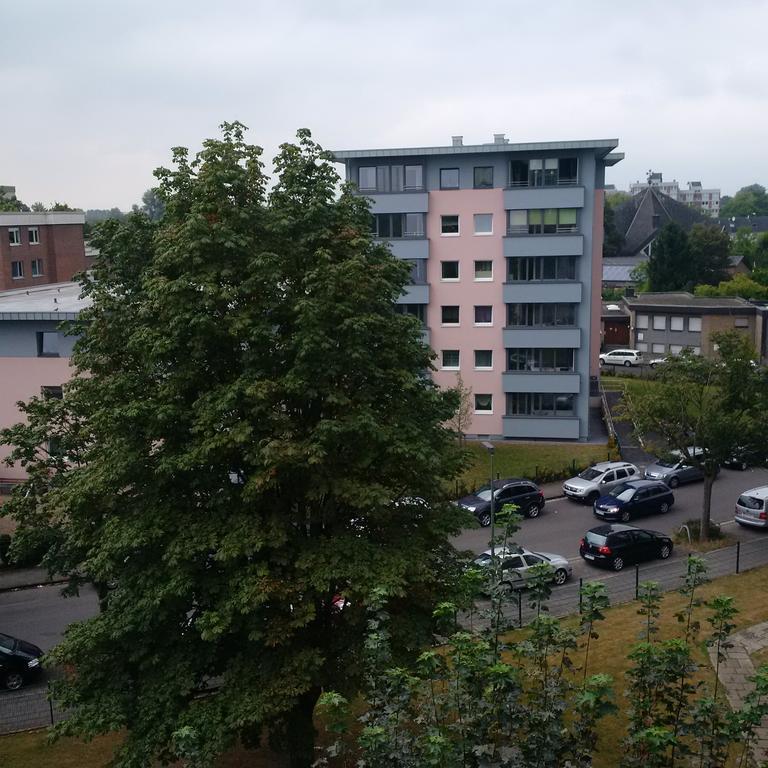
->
427, 190, 506, 435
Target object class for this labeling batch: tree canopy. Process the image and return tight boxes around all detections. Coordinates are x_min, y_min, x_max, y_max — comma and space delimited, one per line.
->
1, 123, 466, 768
720, 184, 768, 218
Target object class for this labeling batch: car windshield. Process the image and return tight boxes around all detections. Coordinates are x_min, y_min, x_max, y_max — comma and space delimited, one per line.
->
655, 459, 677, 468
0, 633, 15, 651
579, 468, 602, 481
609, 484, 635, 502
475, 487, 493, 502
473, 553, 492, 566
585, 531, 607, 546
738, 495, 764, 511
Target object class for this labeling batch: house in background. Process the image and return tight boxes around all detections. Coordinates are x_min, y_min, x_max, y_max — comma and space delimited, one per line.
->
601, 301, 630, 349
629, 173, 720, 217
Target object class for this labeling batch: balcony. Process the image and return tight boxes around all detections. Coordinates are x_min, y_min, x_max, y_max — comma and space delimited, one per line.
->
383, 238, 429, 261
503, 234, 584, 258
398, 284, 429, 304
502, 372, 581, 394
502, 416, 581, 440
504, 186, 585, 211
368, 192, 428, 215
503, 327, 581, 348
503, 282, 582, 304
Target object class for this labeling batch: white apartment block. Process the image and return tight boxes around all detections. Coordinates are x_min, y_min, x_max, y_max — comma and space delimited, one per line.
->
629, 173, 719, 217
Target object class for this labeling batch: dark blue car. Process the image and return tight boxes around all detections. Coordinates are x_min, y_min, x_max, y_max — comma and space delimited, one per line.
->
593, 479, 674, 522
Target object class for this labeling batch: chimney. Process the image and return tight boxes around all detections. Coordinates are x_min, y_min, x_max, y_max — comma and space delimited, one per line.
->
493, 133, 507, 144
451, 135, 463, 147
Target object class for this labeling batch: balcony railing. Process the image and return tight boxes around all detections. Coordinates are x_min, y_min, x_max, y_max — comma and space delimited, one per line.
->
358, 185, 426, 194
506, 224, 580, 236
507, 178, 579, 188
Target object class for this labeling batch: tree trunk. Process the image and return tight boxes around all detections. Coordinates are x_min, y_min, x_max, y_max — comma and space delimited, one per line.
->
270, 686, 321, 768
700, 472, 715, 542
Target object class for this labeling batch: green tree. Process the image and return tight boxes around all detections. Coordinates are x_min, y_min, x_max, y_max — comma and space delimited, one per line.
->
1, 124, 466, 768
720, 184, 768, 217
688, 223, 730, 286
603, 200, 625, 258
140, 187, 165, 221
0, 194, 30, 212
648, 223, 692, 291
49, 201, 77, 211
447, 372, 472, 448
619, 333, 766, 540
694, 274, 768, 301
730, 226, 757, 267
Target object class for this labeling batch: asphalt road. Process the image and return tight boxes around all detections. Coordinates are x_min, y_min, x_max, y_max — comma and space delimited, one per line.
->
453, 465, 768, 580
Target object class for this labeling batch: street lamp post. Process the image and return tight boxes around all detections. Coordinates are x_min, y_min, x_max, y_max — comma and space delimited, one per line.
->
481, 441, 496, 581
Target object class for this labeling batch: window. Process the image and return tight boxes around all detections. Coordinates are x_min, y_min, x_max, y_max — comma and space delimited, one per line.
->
506, 209, 578, 234
507, 303, 576, 327
406, 259, 427, 283
637, 342, 648, 352
474, 350, 493, 369
11, 261, 23, 279
41, 386, 63, 399
28, 226, 39, 245
688, 317, 702, 332
395, 304, 426, 323
474, 305, 493, 325
8, 227, 20, 246
31, 259, 43, 277
440, 168, 460, 190
359, 164, 423, 192
441, 261, 459, 280
441, 350, 460, 369
670, 345, 683, 355
652, 343, 665, 354
670, 316, 684, 331
404, 165, 423, 190
508, 157, 577, 187
474, 394, 493, 413
735, 317, 750, 328
441, 306, 460, 325
505, 393, 575, 416
371, 213, 425, 238
358, 167, 376, 191
441, 215, 459, 235
473, 166, 494, 189
636, 314, 649, 329
473, 213, 493, 235
652, 315, 666, 330
507, 256, 576, 281
506, 348, 574, 372
36, 331, 59, 357
474, 260, 493, 280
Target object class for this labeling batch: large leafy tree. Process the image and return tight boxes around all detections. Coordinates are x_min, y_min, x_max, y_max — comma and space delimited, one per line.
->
720, 183, 768, 217
648, 222, 692, 291
1, 123, 466, 767
620, 332, 767, 540
688, 223, 731, 286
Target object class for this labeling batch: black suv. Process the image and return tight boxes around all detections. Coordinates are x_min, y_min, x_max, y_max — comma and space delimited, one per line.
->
457, 479, 545, 526
593, 480, 674, 522
579, 524, 673, 571
0, 632, 43, 691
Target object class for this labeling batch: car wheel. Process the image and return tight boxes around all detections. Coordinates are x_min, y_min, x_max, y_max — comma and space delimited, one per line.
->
624, 360, 631, 367
620, 510, 631, 522
612, 556, 625, 571
668, 477, 679, 489
649, 362, 656, 369
553, 568, 568, 586
478, 512, 492, 527
4, 672, 24, 692
660, 544, 672, 559
660, 502, 670, 514
526, 503, 541, 519
740, 461, 748, 471
599, 358, 604, 367
587, 492, 599, 505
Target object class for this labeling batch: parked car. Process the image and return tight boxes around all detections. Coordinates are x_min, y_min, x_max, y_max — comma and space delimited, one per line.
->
648, 356, 668, 369
562, 461, 640, 504
457, 479, 545, 526
599, 349, 643, 367
0, 632, 43, 691
722, 446, 758, 471
734, 486, 768, 529
579, 524, 673, 571
593, 480, 674, 522
473, 545, 572, 586
644, 448, 706, 488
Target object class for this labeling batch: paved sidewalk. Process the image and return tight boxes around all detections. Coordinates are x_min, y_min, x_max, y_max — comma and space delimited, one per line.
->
709, 619, 768, 764
0, 566, 62, 592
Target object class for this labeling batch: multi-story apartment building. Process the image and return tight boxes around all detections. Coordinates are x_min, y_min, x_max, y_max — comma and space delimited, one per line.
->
0, 211, 87, 291
333, 134, 622, 440
629, 174, 720, 217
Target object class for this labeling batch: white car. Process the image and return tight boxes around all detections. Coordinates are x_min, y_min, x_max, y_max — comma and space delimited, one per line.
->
563, 461, 640, 504
473, 546, 572, 586
599, 349, 643, 367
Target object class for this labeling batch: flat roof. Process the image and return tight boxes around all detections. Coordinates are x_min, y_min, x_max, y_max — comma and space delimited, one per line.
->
624, 292, 755, 311
0, 281, 90, 320
0, 211, 85, 226
333, 137, 620, 161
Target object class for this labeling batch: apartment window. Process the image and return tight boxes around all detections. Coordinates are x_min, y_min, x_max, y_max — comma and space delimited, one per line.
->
652, 343, 665, 354
474, 350, 493, 369
637, 342, 648, 352
441, 306, 460, 325
506, 392, 575, 416
474, 260, 493, 280
441, 261, 459, 280
440, 168, 460, 190
670, 345, 683, 355
507, 256, 576, 281
371, 213, 425, 238
473, 213, 493, 235
41, 386, 63, 399
8, 227, 20, 246
474, 305, 493, 325
36, 331, 59, 357
507, 303, 576, 327
358, 167, 377, 191
359, 164, 423, 192
395, 304, 426, 323
506, 348, 574, 372
31, 259, 44, 277
735, 317, 750, 328
11, 261, 23, 279
508, 157, 578, 187
688, 317, 702, 332
28, 226, 39, 245
474, 394, 493, 414
652, 315, 666, 330
406, 259, 427, 283
441, 350, 460, 369
670, 316, 684, 331
441, 215, 460, 235
507, 209, 578, 235
403, 165, 423, 190
473, 167, 494, 189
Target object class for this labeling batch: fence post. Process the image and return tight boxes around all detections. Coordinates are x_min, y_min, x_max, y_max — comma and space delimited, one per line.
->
736, 541, 741, 574
49, 698, 54, 726
579, 577, 583, 613
518, 596, 523, 628
635, 565, 640, 599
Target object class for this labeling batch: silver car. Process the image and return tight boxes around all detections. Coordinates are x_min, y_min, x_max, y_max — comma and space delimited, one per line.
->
473, 546, 573, 586
563, 461, 640, 504
644, 448, 705, 488
734, 486, 768, 528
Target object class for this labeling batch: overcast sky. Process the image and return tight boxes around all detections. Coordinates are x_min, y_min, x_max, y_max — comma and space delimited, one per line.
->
3, 0, 766, 209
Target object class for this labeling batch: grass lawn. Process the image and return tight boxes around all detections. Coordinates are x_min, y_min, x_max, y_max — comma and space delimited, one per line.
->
459, 440, 616, 492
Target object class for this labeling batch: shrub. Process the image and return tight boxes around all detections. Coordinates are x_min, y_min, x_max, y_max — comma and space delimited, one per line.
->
0, 533, 11, 566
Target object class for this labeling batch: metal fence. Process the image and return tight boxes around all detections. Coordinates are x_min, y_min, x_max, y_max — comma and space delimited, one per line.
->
0, 679, 66, 736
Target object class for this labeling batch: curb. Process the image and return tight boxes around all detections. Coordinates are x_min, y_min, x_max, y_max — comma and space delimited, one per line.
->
0, 578, 68, 595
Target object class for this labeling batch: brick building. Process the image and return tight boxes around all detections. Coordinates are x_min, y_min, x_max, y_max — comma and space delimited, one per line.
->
0, 212, 87, 291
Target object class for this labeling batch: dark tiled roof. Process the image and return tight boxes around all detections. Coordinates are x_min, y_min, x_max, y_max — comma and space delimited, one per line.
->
718, 216, 768, 234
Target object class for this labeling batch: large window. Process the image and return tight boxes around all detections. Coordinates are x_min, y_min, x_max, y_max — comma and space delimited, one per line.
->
31, 259, 44, 277
8, 227, 20, 246
28, 226, 39, 245
473, 213, 493, 234
670, 316, 684, 331
506, 393, 575, 416
441, 350, 460, 369
507, 256, 576, 281
11, 261, 24, 279
441, 215, 460, 235
36, 331, 59, 357
652, 315, 666, 330
474, 350, 493, 369
371, 213, 425, 238
474, 394, 493, 413
406, 259, 427, 283
358, 164, 423, 192
395, 304, 426, 323
441, 261, 459, 280
506, 348, 575, 372
473, 167, 494, 189
506, 303, 577, 327
474, 260, 493, 280
440, 168, 460, 189
689, 317, 702, 332
441, 306, 460, 325
474, 305, 493, 325
508, 157, 578, 187
507, 209, 578, 235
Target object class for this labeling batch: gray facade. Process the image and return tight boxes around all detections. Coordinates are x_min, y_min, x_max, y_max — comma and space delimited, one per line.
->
0, 319, 77, 357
